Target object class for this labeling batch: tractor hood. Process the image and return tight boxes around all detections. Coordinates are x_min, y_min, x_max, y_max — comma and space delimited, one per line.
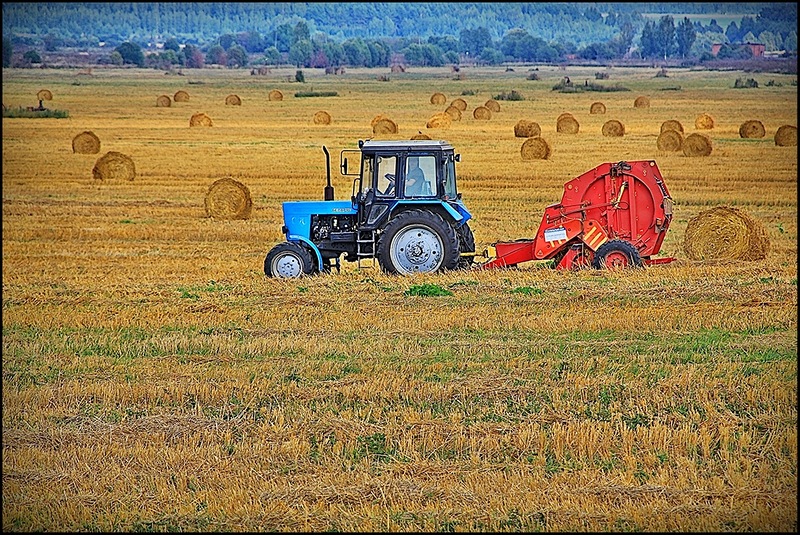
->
282, 200, 357, 237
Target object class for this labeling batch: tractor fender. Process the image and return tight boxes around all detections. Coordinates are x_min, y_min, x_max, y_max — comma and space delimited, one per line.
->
287, 234, 324, 269
391, 200, 464, 223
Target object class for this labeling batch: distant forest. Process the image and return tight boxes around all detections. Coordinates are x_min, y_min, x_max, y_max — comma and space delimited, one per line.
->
2, 2, 797, 69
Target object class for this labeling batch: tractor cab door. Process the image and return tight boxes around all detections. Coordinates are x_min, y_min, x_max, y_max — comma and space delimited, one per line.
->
356, 153, 397, 230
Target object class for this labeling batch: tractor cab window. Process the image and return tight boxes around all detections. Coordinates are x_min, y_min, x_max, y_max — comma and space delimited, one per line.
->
376, 155, 397, 197
443, 157, 457, 200
360, 154, 374, 194
404, 155, 436, 197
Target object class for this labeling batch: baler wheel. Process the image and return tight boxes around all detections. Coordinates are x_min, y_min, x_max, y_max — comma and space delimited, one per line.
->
377, 210, 460, 275
591, 239, 643, 270
265, 242, 317, 278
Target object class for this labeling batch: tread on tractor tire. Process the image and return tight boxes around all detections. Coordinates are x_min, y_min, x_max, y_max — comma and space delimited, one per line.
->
456, 223, 475, 269
591, 239, 643, 270
264, 241, 317, 278
377, 209, 460, 275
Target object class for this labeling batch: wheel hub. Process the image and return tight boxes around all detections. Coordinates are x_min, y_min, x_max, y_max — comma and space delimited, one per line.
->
274, 254, 302, 277
392, 227, 443, 273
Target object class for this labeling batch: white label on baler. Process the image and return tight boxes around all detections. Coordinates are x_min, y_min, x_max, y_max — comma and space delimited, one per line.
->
544, 227, 568, 242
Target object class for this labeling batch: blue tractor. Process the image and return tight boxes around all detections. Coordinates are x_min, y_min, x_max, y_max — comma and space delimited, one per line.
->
264, 139, 475, 277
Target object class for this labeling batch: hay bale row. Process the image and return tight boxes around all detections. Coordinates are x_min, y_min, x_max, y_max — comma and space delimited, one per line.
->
660, 120, 684, 134
683, 133, 712, 156
521, 137, 551, 160
225, 94, 242, 106
313, 110, 332, 125
602, 119, 625, 137
92, 151, 136, 181
695, 113, 714, 130
633, 96, 650, 108
657, 130, 683, 151
156, 95, 172, 107
72, 131, 101, 154
268, 90, 283, 101
430, 92, 446, 105
450, 98, 467, 111
373, 117, 398, 135
589, 102, 606, 114
444, 105, 462, 121
557, 114, 579, 134
683, 206, 769, 261
484, 99, 500, 113
514, 120, 541, 138
37, 89, 53, 101
189, 112, 213, 127
427, 112, 452, 129
473, 106, 492, 120
774, 125, 796, 146
205, 178, 252, 220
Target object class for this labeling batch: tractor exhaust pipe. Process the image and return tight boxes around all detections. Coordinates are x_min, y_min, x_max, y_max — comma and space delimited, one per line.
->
323, 145, 334, 200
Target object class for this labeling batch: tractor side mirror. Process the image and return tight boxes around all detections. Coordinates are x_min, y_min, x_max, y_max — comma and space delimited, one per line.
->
342, 158, 349, 175
455, 154, 461, 162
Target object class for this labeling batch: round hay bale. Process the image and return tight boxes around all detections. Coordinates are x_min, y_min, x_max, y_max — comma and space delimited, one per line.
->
451, 98, 467, 111
633, 96, 650, 108
556, 115, 580, 134
189, 112, 213, 127
37, 89, 53, 101
371, 114, 390, 128
410, 132, 432, 140
520, 137, 551, 160
695, 113, 714, 130
204, 178, 253, 220
683, 206, 770, 261
444, 105, 462, 121
514, 120, 541, 138
484, 99, 500, 113
682, 133, 712, 157
738, 120, 765, 139
473, 106, 492, 120
601, 119, 625, 137
174, 90, 190, 102
426, 112, 452, 129
660, 120, 684, 134
313, 110, 332, 125
268, 89, 284, 101
72, 131, 101, 154
774, 124, 797, 146
430, 92, 446, 105
92, 151, 136, 181
589, 102, 606, 114
557, 112, 573, 122
656, 130, 684, 151
156, 95, 172, 107
373, 117, 398, 135
225, 94, 242, 106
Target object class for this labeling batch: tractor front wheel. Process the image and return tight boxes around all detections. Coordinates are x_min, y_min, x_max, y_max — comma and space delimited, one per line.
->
591, 239, 643, 270
264, 242, 316, 278
377, 209, 460, 275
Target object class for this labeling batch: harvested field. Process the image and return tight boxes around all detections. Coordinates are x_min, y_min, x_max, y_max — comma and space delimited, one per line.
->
656, 129, 684, 151
71, 130, 101, 154
514, 119, 541, 138
684, 206, 770, 261
91, 151, 135, 180
204, 177, 253, 220
589, 101, 606, 114
774, 124, 797, 146
520, 136, 551, 160
683, 132, 713, 156
601, 119, 625, 137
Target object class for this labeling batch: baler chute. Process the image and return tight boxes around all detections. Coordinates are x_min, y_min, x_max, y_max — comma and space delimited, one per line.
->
478, 160, 675, 270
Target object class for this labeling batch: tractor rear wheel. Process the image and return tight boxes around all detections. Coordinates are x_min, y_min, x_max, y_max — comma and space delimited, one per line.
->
591, 239, 643, 270
456, 223, 475, 269
377, 209, 460, 275
264, 242, 316, 278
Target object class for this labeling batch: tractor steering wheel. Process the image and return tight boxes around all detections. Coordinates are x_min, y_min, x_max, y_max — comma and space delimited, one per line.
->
383, 173, 395, 195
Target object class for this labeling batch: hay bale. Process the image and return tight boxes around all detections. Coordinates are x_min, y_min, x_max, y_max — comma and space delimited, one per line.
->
557, 112, 573, 122
225, 94, 242, 106
633, 96, 650, 108
660, 120, 684, 134
92, 151, 136, 181
444, 105, 462, 121
683, 206, 770, 261
37, 89, 53, 101
601, 120, 625, 137
313, 110, 332, 125
268, 89, 284, 101
426, 112, 452, 129
430, 92, 446, 105
556, 115, 579, 134
204, 178, 253, 220
589, 102, 606, 114
682, 133, 712, 157
174, 90, 190, 102
774, 124, 797, 146
738, 119, 765, 138
473, 106, 492, 120
695, 113, 714, 130
72, 131, 101, 154
520, 137, 551, 160
156, 94, 172, 107
484, 99, 500, 113
656, 130, 684, 151
411, 131, 432, 140
514, 120, 540, 138
451, 98, 467, 111
371, 114, 390, 128
373, 117, 398, 135
189, 112, 213, 127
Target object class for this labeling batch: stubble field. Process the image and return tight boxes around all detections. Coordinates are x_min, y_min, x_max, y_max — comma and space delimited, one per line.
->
2, 64, 797, 531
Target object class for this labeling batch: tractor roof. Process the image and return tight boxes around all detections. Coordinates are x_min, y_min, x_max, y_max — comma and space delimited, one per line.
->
359, 139, 455, 153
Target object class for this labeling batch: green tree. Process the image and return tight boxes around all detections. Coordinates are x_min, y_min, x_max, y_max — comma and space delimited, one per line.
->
656, 15, 676, 60
183, 44, 204, 68
784, 31, 797, 52
676, 17, 696, 58
288, 39, 312, 67
206, 44, 227, 65
226, 44, 248, 67
460, 27, 492, 57
23, 49, 42, 64
218, 33, 236, 50
639, 21, 657, 58
164, 37, 180, 52
115, 42, 145, 66
263, 46, 281, 65
341, 38, 369, 67
109, 50, 123, 66
294, 21, 311, 44
2, 37, 12, 68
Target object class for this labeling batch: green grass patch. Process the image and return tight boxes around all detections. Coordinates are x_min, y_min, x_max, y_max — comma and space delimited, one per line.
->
2, 107, 69, 118
404, 283, 453, 297
294, 91, 339, 98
